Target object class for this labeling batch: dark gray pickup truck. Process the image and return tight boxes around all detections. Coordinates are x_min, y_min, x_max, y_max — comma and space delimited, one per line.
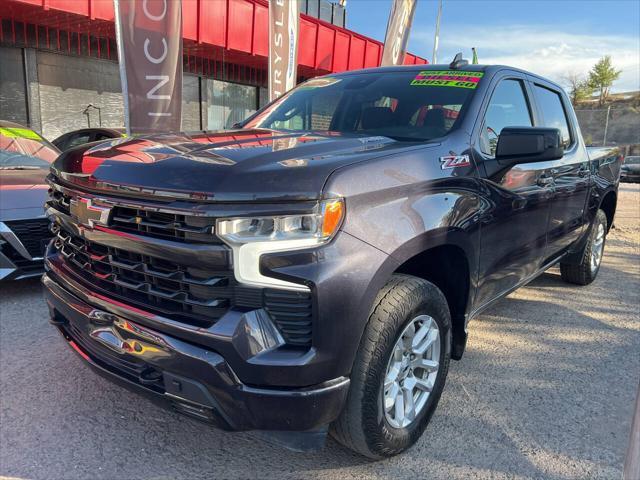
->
43, 60, 622, 458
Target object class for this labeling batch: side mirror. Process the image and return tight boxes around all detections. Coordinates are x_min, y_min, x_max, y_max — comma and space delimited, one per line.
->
495, 127, 564, 165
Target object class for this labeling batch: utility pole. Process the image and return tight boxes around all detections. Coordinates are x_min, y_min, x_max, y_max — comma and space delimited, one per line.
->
602, 104, 611, 146
432, 0, 442, 64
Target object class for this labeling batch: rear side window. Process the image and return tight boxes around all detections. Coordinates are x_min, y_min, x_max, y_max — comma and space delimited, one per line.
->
534, 85, 572, 148
66, 133, 92, 149
480, 79, 533, 156
94, 133, 115, 142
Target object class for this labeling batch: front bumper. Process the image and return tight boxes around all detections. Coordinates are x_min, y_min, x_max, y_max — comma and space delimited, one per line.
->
0, 256, 44, 281
43, 272, 349, 432
0, 218, 50, 281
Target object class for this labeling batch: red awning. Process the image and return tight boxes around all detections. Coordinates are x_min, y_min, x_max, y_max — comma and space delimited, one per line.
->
1, 0, 428, 77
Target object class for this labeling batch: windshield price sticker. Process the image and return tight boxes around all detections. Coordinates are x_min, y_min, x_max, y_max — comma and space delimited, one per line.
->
411, 71, 484, 89
0, 127, 43, 141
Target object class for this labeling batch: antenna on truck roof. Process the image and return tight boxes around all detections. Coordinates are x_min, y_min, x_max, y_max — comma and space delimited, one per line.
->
449, 52, 469, 69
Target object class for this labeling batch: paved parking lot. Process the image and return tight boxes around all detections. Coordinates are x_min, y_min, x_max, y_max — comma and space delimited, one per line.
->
1, 184, 639, 480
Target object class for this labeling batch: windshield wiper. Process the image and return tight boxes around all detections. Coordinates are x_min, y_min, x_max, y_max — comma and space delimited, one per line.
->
381, 135, 427, 142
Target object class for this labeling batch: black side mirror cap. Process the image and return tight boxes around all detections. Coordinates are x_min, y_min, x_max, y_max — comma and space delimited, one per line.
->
496, 127, 564, 165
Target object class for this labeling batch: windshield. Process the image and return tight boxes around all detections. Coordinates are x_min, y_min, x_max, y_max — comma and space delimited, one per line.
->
0, 126, 59, 169
244, 70, 481, 141
624, 156, 640, 165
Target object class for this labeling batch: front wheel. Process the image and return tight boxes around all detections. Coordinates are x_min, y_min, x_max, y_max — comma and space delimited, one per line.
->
560, 209, 608, 285
330, 274, 451, 459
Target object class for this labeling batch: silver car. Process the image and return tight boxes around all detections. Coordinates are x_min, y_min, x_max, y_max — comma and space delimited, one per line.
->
0, 121, 59, 280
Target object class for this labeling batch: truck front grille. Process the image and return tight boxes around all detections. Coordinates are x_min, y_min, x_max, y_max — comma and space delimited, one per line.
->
111, 206, 219, 244
55, 228, 233, 327
49, 189, 70, 215
49, 190, 219, 244
48, 184, 314, 346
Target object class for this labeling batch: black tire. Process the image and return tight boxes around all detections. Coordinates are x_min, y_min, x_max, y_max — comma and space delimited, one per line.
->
330, 274, 451, 459
560, 209, 608, 285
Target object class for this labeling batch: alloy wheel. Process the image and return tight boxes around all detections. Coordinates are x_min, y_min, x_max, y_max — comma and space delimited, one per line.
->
590, 222, 605, 273
383, 315, 441, 429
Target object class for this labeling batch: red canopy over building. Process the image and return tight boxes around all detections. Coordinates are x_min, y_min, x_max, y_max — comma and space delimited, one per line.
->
1, 0, 427, 78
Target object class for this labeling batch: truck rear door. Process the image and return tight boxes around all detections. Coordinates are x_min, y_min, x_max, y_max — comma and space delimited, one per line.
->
529, 80, 590, 259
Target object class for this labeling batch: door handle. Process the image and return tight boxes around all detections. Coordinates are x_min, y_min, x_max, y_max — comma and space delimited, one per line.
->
537, 175, 553, 187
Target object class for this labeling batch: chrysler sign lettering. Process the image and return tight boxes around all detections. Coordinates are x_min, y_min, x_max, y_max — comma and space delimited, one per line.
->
114, 0, 183, 134
269, 0, 300, 101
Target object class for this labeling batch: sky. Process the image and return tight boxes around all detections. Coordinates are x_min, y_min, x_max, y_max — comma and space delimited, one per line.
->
346, 0, 640, 93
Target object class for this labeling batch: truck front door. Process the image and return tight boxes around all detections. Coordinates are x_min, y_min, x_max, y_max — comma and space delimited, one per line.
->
473, 76, 554, 309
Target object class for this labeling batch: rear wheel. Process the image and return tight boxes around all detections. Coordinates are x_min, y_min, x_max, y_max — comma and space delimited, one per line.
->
330, 274, 451, 459
560, 209, 607, 285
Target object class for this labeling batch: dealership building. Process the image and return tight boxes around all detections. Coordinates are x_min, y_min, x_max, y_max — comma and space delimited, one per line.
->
0, 0, 427, 141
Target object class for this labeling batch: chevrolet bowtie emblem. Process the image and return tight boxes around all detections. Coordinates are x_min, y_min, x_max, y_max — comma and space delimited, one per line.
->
69, 197, 112, 228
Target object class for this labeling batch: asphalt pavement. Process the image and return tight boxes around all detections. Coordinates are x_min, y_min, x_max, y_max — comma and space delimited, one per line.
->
1, 184, 639, 480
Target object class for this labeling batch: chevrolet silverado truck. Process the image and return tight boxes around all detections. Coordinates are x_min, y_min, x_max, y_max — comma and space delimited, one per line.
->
43, 59, 622, 458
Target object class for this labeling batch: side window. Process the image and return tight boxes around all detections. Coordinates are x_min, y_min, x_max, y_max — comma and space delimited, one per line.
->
66, 133, 92, 149
533, 85, 572, 148
480, 79, 533, 157
53, 135, 69, 151
94, 133, 115, 142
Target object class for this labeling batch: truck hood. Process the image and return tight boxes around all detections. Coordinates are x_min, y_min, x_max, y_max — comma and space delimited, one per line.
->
0, 169, 49, 219
51, 129, 419, 202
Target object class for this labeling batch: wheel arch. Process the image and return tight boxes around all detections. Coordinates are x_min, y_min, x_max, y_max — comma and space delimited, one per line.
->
599, 190, 617, 231
386, 228, 477, 360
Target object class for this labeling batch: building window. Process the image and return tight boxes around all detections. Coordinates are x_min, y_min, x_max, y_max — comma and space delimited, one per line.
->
259, 87, 269, 109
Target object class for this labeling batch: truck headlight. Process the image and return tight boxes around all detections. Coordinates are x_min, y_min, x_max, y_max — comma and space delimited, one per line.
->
217, 199, 344, 291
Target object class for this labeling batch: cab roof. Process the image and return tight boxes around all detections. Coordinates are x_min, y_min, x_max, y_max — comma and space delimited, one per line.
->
334, 64, 518, 77
329, 63, 565, 93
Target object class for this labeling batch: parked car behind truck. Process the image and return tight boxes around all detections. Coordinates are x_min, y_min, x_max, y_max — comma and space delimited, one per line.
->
621, 155, 640, 182
0, 121, 58, 280
52, 127, 125, 152
43, 62, 622, 458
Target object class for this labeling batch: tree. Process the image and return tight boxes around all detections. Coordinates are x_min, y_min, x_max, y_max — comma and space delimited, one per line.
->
588, 56, 621, 106
563, 72, 595, 105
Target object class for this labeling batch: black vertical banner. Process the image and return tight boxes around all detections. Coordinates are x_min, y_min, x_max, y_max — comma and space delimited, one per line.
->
114, 0, 183, 134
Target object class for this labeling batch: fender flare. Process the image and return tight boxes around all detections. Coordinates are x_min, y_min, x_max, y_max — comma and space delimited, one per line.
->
358, 227, 477, 360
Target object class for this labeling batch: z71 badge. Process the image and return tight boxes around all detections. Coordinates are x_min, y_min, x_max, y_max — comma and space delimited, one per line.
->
440, 155, 471, 169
